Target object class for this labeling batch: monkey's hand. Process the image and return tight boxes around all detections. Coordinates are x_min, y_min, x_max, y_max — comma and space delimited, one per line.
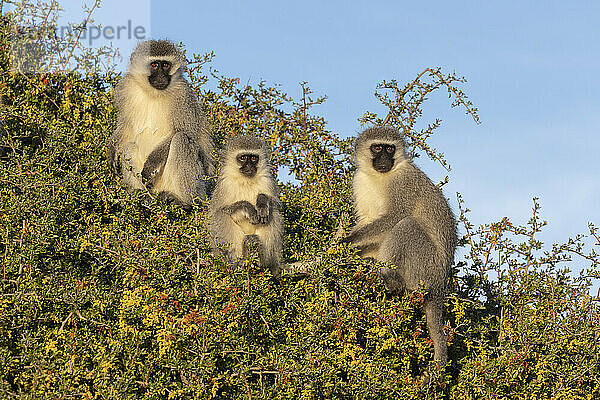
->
222, 201, 259, 224
340, 230, 358, 245
255, 194, 272, 225
141, 166, 159, 189
340, 225, 368, 245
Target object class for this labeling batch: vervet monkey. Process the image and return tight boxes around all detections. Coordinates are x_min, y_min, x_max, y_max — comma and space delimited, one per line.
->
343, 126, 457, 366
209, 135, 282, 277
109, 39, 214, 206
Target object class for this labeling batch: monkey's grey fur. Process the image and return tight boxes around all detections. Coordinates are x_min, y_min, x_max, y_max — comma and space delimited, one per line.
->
109, 40, 214, 206
343, 126, 457, 366
208, 135, 283, 277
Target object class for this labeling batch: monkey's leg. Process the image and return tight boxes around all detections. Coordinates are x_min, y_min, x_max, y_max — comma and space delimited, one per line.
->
259, 231, 282, 279
141, 137, 171, 189
242, 235, 262, 258
242, 234, 272, 272
210, 212, 247, 261
424, 298, 448, 366
379, 217, 448, 365
258, 206, 283, 278
154, 132, 206, 205
378, 217, 440, 293
120, 142, 145, 190
255, 194, 273, 224
245, 232, 282, 279
377, 267, 405, 293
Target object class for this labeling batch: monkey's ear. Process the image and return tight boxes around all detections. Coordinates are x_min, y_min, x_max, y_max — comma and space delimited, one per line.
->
129, 44, 142, 63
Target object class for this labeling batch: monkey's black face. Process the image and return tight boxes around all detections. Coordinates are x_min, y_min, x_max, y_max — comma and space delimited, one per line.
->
370, 143, 395, 173
148, 60, 172, 90
237, 153, 259, 178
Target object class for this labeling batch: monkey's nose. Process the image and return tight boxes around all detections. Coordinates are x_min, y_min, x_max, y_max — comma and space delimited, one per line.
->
240, 165, 257, 177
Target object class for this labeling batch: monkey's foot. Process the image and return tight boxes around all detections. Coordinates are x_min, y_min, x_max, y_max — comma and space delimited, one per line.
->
422, 360, 446, 386
135, 189, 154, 205
282, 261, 312, 277
157, 191, 191, 210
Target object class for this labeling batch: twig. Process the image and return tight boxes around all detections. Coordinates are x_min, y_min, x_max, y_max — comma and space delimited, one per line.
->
429, 68, 480, 124
282, 211, 350, 276
61, 1, 100, 72
259, 314, 276, 339
59, 312, 73, 332
73, 308, 112, 329
16, 69, 59, 109
235, 355, 252, 400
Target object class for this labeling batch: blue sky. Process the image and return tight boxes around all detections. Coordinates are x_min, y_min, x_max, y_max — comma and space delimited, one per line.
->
22, 1, 598, 254
148, 1, 599, 250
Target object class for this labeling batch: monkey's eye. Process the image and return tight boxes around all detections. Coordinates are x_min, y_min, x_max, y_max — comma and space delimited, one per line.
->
371, 144, 382, 153
250, 155, 258, 163
385, 145, 395, 154
150, 61, 159, 71
238, 155, 247, 162
161, 61, 171, 71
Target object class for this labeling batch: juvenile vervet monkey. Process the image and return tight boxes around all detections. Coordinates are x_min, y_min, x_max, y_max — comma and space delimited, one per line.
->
109, 39, 214, 206
342, 126, 457, 366
208, 135, 283, 277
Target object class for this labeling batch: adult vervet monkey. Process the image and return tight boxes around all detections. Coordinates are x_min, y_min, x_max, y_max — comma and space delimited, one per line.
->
343, 126, 457, 366
109, 39, 214, 206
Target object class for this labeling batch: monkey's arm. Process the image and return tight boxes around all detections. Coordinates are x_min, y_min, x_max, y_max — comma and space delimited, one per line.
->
198, 147, 215, 177
341, 215, 399, 246
141, 138, 172, 189
108, 125, 126, 177
255, 193, 277, 224
107, 140, 121, 176
221, 201, 261, 225
197, 149, 210, 176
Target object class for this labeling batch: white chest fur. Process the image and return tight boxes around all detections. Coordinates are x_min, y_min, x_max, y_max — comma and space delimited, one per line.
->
222, 174, 272, 203
124, 85, 173, 170
353, 170, 390, 226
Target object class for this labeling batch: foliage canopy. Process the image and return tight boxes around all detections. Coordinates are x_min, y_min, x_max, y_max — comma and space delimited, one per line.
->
1, 3, 599, 399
